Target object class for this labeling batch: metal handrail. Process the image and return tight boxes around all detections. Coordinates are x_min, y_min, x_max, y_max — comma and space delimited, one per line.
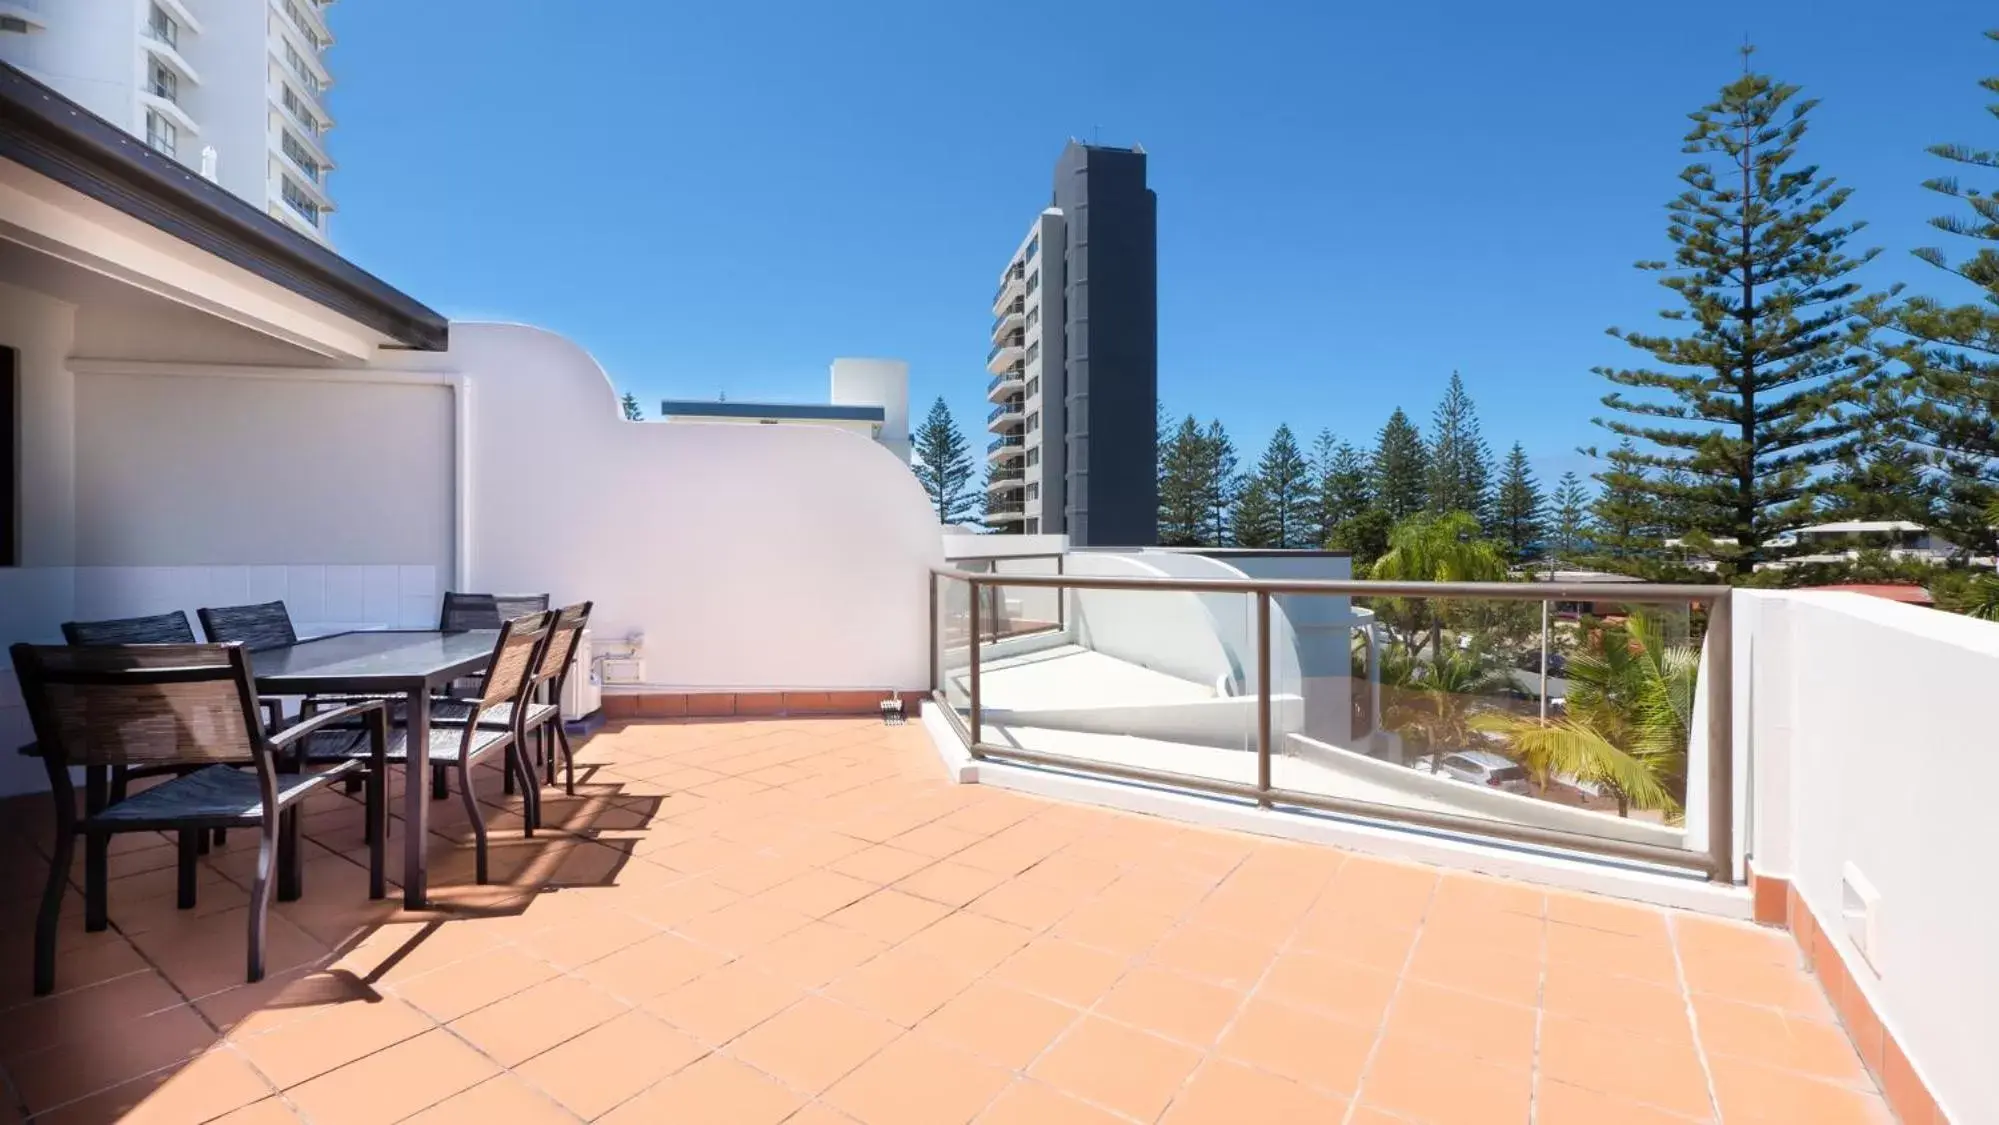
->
929, 567, 1735, 882
935, 569, 1728, 604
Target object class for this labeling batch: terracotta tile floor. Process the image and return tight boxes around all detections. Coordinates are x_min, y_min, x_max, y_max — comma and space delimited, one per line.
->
0, 717, 1896, 1124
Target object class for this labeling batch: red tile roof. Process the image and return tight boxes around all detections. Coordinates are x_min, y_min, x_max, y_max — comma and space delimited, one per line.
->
1805, 583, 1935, 605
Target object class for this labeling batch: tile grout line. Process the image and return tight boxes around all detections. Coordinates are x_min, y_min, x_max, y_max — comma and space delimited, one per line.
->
1337, 870, 1444, 1125
1007, 839, 1264, 1125
1667, 913, 1727, 1124
1155, 849, 1353, 1121
1525, 890, 1550, 1125
466, 784, 1055, 1123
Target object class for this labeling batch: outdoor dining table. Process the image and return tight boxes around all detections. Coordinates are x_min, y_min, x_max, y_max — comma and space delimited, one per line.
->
251, 629, 498, 908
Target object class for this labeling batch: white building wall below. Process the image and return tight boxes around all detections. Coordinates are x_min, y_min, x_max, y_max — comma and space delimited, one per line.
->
1742, 589, 1997, 1124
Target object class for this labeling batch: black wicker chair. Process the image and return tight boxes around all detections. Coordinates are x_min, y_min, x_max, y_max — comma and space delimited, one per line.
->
299, 611, 554, 884
59, 612, 244, 849
432, 601, 594, 824
10, 642, 388, 995
439, 593, 551, 633
60, 611, 197, 647
196, 600, 302, 652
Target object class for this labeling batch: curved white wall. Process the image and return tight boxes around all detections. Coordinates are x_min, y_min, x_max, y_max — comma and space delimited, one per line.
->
432, 323, 943, 691
1063, 552, 1236, 689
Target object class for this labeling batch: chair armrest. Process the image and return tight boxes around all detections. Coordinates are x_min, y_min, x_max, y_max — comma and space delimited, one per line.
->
269, 698, 387, 751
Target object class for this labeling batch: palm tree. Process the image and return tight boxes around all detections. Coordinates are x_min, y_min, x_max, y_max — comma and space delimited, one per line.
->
1370, 511, 1510, 664
1375, 647, 1520, 772
1475, 613, 1690, 816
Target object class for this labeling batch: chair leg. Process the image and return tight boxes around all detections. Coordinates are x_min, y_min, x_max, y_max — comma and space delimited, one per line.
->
213, 828, 228, 847
277, 809, 303, 902
558, 723, 576, 797
106, 767, 129, 808
366, 768, 386, 900
83, 828, 109, 933
34, 826, 75, 997
177, 830, 200, 909
247, 814, 279, 984
508, 742, 537, 839
502, 749, 516, 796
459, 762, 489, 885
432, 764, 450, 801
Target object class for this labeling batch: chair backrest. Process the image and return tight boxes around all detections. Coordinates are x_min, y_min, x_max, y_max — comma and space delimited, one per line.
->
9, 643, 264, 768
475, 611, 554, 710
61, 611, 197, 646
197, 601, 299, 651
439, 592, 552, 632
531, 601, 594, 685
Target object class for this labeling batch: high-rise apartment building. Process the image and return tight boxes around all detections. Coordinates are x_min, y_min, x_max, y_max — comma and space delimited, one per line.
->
985, 141, 1156, 545
0, 0, 339, 244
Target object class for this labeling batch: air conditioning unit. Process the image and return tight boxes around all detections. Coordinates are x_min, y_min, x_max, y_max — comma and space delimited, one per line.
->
561, 630, 602, 720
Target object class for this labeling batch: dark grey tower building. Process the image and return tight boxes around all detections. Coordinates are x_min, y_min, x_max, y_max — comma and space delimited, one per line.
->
984, 141, 1156, 546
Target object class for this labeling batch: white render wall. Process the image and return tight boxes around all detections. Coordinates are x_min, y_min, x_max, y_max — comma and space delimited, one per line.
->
0, 311, 945, 795
410, 323, 944, 694
1742, 589, 1995, 1124
829, 358, 909, 464
71, 370, 453, 567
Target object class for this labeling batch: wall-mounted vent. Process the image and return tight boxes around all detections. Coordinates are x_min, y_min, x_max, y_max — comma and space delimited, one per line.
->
1841, 863, 1882, 976
0, 16, 32, 33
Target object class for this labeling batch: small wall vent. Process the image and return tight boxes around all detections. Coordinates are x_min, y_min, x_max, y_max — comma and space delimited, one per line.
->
1841, 863, 1882, 976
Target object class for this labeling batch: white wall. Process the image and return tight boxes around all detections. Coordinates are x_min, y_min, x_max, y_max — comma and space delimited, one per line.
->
829, 358, 908, 464
421, 323, 944, 692
72, 370, 454, 568
1064, 552, 1237, 690
1744, 590, 1996, 1124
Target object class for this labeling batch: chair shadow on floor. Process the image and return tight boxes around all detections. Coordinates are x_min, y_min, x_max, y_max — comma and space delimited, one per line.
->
0, 727, 671, 1122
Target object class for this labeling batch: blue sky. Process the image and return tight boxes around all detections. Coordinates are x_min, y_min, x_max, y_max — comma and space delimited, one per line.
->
327, 1, 1998, 486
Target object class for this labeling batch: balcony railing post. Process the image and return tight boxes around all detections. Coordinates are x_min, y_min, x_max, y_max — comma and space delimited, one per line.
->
967, 576, 983, 749
928, 572, 939, 695
1056, 555, 1066, 632
1256, 591, 1272, 806
1539, 599, 1551, 723
1705, 590, 1734, 883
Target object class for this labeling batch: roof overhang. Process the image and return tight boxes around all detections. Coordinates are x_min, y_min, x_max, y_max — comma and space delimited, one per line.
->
0, 62, 446, 353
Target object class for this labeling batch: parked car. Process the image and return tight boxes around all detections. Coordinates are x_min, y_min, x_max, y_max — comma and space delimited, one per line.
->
1416, 750, 1532, 794
1515, 650, 1567, 676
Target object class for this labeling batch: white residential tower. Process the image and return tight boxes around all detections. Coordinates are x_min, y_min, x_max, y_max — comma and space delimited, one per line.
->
0, 0, 339, 243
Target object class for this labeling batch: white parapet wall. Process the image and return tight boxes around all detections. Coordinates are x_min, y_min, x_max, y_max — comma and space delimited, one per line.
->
1, 318, 948, 795
1740, 589, 1995, 1124
407, 323, 945, 694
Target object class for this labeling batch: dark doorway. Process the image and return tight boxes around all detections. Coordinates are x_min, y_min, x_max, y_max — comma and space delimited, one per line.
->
2, 346, 15, 567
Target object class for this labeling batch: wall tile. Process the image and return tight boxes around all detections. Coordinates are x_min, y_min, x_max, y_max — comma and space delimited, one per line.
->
206, 567, 251, 609
401, 593, 439, 630
399, 565, 437, 599
323, 567, 365, 623
362, 565, 401, 626
245, 566, 287, 605
285, 566, 327, 622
